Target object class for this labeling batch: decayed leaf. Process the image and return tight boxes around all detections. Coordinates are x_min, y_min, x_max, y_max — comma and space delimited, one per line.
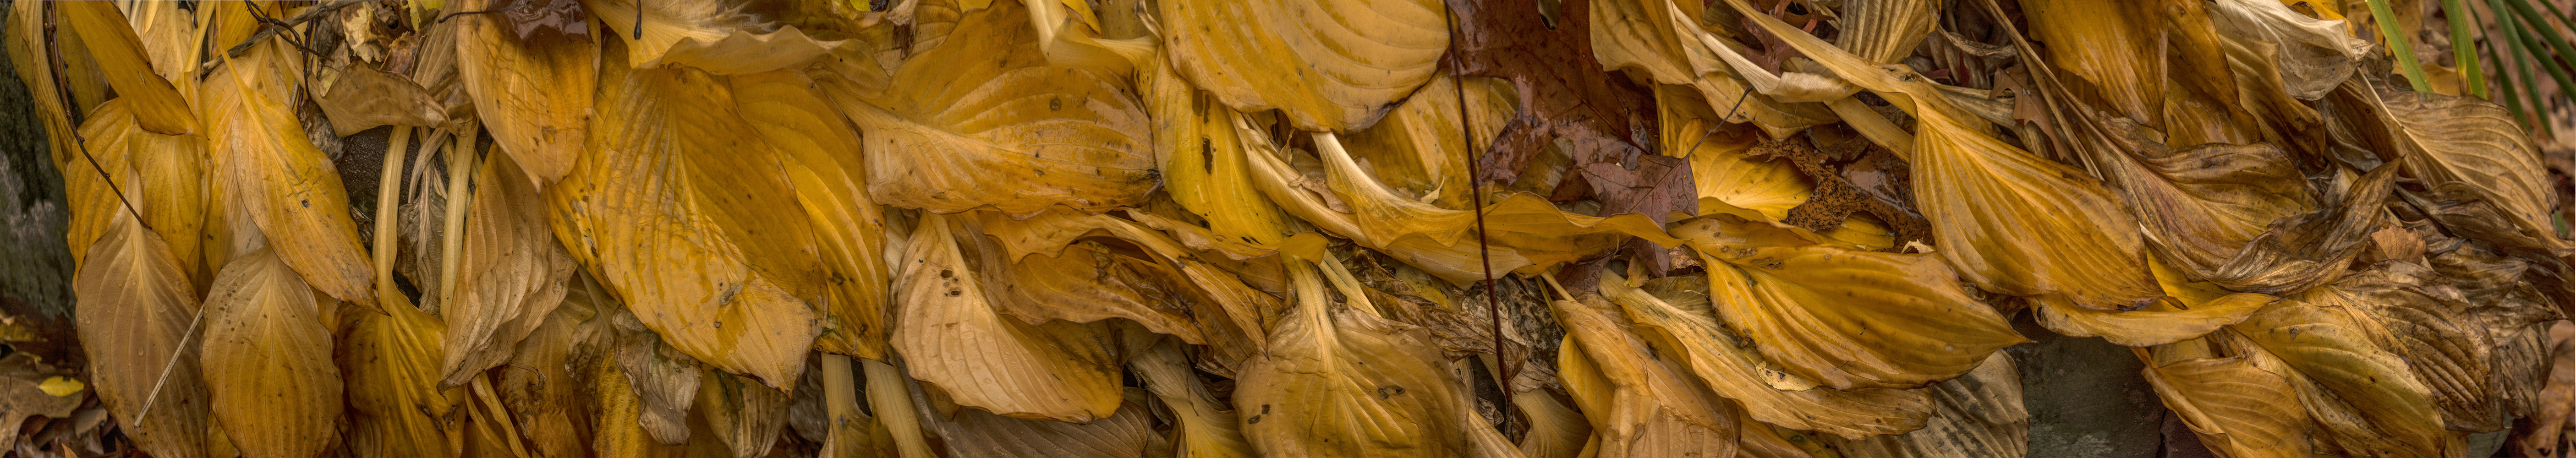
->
548, 36, 818, 388
2344, 80, 2569, 253
2142, 340, 2314, 458
1233, 259, 1516, 457
1551, 296, 1739, 458
1670, 215, 2025, 389
205, 47, 379, 311
74, 213, 207, 458
921, 391, 1157, 458
1244, 129, 1680, 284
1600, 269, 1931, 438
2197, 154, 2398, 294
1706, 0, 2169, 312
581, 0, 845, 75
317, 63, 446, 137
612, 308, 703, 446
1157, 0, 1445, 132
457, 0, 596, 186
698, 368, 792, 458
1132, 338, 1254, 458
1826, 353, 2030, 458
828, 0, 1154, 216
2309, 262, 2527, 432
892, 213, 1124, 422
729, 69, 892, 360
499, 284, 603, 458
442, 152, 575, 387
62, 100, 208, 286
341, 296, 465, 458
2208, 0, 2369, 100
2229, 298, 2452, 456
0, 354, 81, 453
199, 249, 344, 457
58, 1, 196, 136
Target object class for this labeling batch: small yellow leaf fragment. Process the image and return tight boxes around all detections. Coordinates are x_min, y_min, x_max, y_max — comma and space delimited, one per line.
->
38, 376, 83, 397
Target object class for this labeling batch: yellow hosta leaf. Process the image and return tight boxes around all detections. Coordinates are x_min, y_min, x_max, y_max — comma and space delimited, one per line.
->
923, 390, 1159, 458
74, 213, 208, 458
581, 0, 845, 75
1233, 260, 1514, 457
1334, 75, 1517, 211
199, 249, 343, 457
1132, 338, 1254, 458
986, 240, 1210, 344
442, 151, 575, 387
967, 209, 1279, 372
728, 69, 891, 360
2349, 81, 2568, 252
1661, 88, 1808, 222
1600, 270, 1931, 438
1243, 128, 1680, 284
1144, 55, 1296, 246
1158, 0, 1448, 131
59, 1, 197, 136
342, 296, 464, 458
831, 0, 1153, 216
205, 47, 378, 311
455, 0, 592, 185
2140, 347, 2313, 458
1697, 0, 2165, 312
2033, 259, 2273, 347
1670, 216, 2026, 390
2230, 298, 2451, 457
549, 37, 818, 388
63, 100, 208, 285
1553, 297, 1739, 458
892, 213, 1123, 422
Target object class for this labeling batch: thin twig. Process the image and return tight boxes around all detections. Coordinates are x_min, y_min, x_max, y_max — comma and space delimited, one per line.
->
1444, 5, 1514, 431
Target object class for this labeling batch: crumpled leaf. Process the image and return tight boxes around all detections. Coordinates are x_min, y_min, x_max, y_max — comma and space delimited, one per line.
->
205, 47, 379, 311
199, 249, 343, 458
455, 0, 592, 185
499, 284, 604, 458
1132, 338, 1254, 458
2139, 341, 2314, 458
2310, 261, 2538, 432
317, 63, 446, 137
611, 308, 702, 446
1245, 128, 1681, 284
442, 152, 575, 387
73, 212, 208, 458
893, 213, 1124, 422
581, 0, 847, 75
59, 1, 196, 136
2229, 297, 2452, 457
2197, 155, 2398, 294
1552, 295, 1740, 458
2208, 0, 2369, 100
1158, 0, 1447, 132
728, 68, 893, 360
2343, 80, 2569, 254
341, 295, 465, 458
548, 36, 817, 388
1706, 0, 2170, 312
1825, 353, 2030, 458
1600, 269, 1930, 439
1590, 0, 1834, 137
967, 209, 1282, 374
1669, 215, 2026, 389
1233, 259, 1520, 457
825, 0, 1154, 216
699, 368, 791, 458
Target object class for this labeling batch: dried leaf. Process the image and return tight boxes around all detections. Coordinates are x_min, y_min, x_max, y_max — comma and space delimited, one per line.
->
1144, 56, 1300, 247
317, 64, 446, 137
442, 152, 575, 387
1600, 269, 1930, 438
892, 213, 1124, 422
59, 1, 196, 136
1158, 0, 1447, 132
698, 368, 791, 458
1552, 296, 1740, 458
2347, 80, 2569, 254
74, 213, 207, 458
63, 100, 208, 287
199, 249, 343, 457
1132, 338, 1254, 458
1669, 215, 2026, 389
729, 69, 893, 360
830, 0, 1154, 216
205, 47, 379, 311
924, 392, 1156, 458
457, 0, 596, 185
499, 286, 602, 458
341, 296, 464, 458
612, 308, 703, 446
2230, 298, 2452, 456
1826, 353, 2030, 458
2139, 345, 2314, 458
581, 0, 846, 75
1233, 259, 1518, 457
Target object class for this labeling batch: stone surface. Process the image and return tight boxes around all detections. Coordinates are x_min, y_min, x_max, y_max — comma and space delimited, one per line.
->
2006, 311, 2167, 457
